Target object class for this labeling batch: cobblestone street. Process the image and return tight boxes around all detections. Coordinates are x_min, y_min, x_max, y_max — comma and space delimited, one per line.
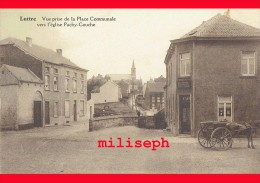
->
0, 123, 260, 173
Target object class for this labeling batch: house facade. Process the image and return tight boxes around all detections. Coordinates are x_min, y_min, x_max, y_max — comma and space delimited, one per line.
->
143, 79, 165, 111
91, 81, 122, 104
0, 65, 43, 129
164, 14, 260, 136
0, 37, 89, 129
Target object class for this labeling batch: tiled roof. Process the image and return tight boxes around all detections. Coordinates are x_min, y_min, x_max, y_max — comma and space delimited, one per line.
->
108, 74, 132, 81
0, 37, 85, 70
181, 14, 260, 39
91, 81, 119, 93
3, 64, 43, 83
148, 81, 165, 93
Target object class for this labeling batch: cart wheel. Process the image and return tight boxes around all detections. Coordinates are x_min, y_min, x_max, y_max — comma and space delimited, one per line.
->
211, 127, 232, 150
198, 129, 213, 148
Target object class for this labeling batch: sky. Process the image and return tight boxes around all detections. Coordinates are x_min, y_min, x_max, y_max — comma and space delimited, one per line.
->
0, 9, 260, 82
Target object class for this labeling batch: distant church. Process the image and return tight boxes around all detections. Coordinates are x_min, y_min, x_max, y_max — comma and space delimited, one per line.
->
108, 61, 136, 81
108, 61, 142, 98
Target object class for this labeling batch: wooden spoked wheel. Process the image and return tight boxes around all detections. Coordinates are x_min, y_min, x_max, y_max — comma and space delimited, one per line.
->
211, 127, 232, 150
198, 129, 214, 148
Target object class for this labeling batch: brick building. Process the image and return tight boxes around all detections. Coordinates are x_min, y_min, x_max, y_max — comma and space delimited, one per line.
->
0, 37, 89, 129
143, 78, 165, 111
164, 14, 260, 136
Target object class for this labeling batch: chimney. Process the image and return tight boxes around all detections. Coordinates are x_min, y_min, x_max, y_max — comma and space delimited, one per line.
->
26, 37, 32, 47
56, 49, 62, 56
224, 9, 231, 18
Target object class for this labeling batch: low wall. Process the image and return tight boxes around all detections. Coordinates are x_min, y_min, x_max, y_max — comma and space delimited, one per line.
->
89, 114, 138, 131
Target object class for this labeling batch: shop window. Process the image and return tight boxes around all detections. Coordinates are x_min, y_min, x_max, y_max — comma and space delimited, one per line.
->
218, 96, 232, 122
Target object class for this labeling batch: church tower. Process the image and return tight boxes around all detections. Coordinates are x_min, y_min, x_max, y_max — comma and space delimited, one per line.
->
131, 60, 136, 80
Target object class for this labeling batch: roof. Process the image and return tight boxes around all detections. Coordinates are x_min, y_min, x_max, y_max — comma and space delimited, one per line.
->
3, 64, 43, 83
175, 14, 260, 42
147, 81, 165, 93
0, 37, 87, 71
154, 75, 166, 82
108, 74, 132, 81
91, 80, 119, 93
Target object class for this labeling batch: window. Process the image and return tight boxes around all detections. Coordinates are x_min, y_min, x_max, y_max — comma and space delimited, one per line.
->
66, 71, 70, 76
81, 74, 84, 79
54, 76, 58, 91
162, 96, 164, 103
218, 96, 232, 122
180, 53, 191, 77
45, 66, 50, 73
65, 100, 70, 117
0, 56, 4, 64
54, 102, 58, 117
152, 96, 155, 102
80, 80, 84, 93
74, 72, 77, 78
241, 51, 256, 76
152, 103, 155, 109
157, 97, 160, 103
73, 80, 77, 92
80, 100, 84, 116
44, 75, 50, 90
65, 78, 69, 92
54, 68, 58, 74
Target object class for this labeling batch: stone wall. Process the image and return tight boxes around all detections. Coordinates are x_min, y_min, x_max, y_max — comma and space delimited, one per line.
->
89, 114, 138, 131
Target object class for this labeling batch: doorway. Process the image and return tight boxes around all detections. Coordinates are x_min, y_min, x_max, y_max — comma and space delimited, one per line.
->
45, 101, 50, 125
74, 100, 77, 121
34, 101, 42, 127
179, 95, 191, 134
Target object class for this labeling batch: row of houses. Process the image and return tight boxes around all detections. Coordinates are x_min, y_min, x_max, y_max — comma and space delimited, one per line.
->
1, 12, 260, 136
0, 37, 93, 130
90, 61, 143, 104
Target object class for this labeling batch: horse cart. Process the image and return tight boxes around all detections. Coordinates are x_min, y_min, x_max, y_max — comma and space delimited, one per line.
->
197, 121, 256, 150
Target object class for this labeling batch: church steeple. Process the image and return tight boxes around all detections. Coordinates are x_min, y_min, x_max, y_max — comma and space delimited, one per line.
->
131, 60, 136, 80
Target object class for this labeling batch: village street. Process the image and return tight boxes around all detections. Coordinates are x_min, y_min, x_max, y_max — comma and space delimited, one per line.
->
0, 123, 260, 173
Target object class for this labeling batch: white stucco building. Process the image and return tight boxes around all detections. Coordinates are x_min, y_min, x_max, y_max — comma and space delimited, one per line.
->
91, 81, 122, 104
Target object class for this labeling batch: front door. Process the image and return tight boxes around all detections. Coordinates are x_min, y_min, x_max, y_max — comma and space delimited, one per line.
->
74, 100, 77, 121
179, 95, 191, 134
34, 101, 42, 127
45, 101, 50, 125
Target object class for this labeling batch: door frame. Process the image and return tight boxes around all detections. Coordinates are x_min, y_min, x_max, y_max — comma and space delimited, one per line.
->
178, 94, 191, 134
34, 101, 42, 127
74, 100, 77, 121
45, 101, 50, 125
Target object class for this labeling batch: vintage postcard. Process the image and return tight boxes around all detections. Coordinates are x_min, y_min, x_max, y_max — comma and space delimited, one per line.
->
0, 8, 259, 173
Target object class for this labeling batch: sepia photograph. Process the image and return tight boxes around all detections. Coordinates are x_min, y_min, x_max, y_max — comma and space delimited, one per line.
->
0, 8, 260, 173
